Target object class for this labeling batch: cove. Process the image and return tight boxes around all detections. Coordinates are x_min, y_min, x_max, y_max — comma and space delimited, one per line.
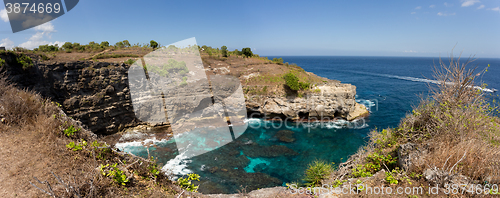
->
116, 118, 371, 194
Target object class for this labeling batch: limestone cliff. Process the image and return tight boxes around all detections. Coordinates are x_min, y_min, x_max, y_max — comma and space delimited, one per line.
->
245, 82, 368, 121
1, 52, 138, 135
1, 52, 368, 135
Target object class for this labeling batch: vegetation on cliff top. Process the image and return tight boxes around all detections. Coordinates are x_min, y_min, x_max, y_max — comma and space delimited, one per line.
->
199, 45, 333, 98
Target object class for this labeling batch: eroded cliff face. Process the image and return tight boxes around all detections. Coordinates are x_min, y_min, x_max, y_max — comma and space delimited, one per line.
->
2, 53, 367, 135
245, 82, 368, 121
2, 55, 139, 135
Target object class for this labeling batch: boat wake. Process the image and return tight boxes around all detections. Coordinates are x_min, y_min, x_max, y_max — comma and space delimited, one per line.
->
345, 70, 497, 93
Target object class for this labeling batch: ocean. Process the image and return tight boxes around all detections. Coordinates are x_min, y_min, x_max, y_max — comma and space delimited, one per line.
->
116, 56, 500, 194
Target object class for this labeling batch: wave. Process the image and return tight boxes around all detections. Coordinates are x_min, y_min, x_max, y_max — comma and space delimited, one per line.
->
161, 148, 193, 180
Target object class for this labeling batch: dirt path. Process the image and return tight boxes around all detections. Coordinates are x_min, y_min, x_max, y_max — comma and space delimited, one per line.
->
0, 130, 46, 197
0, 121, 83, 197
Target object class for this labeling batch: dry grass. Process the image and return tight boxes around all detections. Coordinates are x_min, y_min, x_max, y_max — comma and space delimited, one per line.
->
332, 52, 500, 195
0, 73, 181, 197
395, 53, 500, 182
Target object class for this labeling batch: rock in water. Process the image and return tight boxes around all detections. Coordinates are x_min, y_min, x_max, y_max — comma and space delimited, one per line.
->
275, 130, 295, 143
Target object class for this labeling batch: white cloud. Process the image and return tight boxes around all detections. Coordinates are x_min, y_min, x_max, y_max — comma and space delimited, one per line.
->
430, 5, 436, 8
404, 50, 418, 53
0, 38, 15, 49
18, 22, 64, 49
34, 22, 55, 32
477, 5, 485, 9
437, 12, 456, 16
1, 9, 8, 22
415, 6, 422, 10
490, 7, 500, 12
461, 0, 480, 7
411, 12, 417, 14
444, 2, 453, 7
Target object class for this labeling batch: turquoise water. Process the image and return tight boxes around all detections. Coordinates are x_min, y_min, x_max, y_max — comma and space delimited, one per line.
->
118, 56, 500, 194
119, 120, 370, 194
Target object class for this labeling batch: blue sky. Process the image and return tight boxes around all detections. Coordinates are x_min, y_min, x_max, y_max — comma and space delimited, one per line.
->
1, 0, 500, 57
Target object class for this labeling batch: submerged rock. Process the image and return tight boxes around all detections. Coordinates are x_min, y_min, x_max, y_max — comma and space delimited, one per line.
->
275, 130, 295, 143
242, 144, 298, 158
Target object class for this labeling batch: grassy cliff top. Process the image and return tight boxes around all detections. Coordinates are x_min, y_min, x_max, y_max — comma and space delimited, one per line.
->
3, 44, 342, 98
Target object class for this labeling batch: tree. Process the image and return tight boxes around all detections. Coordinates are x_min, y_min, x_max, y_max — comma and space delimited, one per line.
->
123, 40, 131, 47
150, 40, 159, 49
241, 47, 253, 57
100, 41, 109, 48
115, 41, 124, 48
221, 46, 228, 57
62, 42, 73, 50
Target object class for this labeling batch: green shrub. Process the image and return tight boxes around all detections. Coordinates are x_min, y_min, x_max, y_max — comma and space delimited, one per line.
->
300, 82, 310, 90
122, 40, 131, 47
241, 47, 253, 57
303, 160, 334, 187
100, 163, 129, 186
100, 41, 110, 48
331, 179, 347, 188
150, 40, 159, 49
232, 49, 242, 56
364, 152, 397, 173
35, 44, 59, 52
352, 165, 373, 177
16, 54, 33, 69
372, 129, 398, 148
284, 72, 310, 91
91, 140, 111, 160
40, 54, 50, 60
124, 59, 135, 65
62, 42, 73, 50
284, 72, 300, 91
221, 45, 228, 57
66, 140, 87, 151
0, 58, 5, 67
385, 170, 399, 184
148, 157, 161, 179
63, 125, 80, 137
177, 173, 200, 192
272, 57, 284, 64
115, 41, 124, 48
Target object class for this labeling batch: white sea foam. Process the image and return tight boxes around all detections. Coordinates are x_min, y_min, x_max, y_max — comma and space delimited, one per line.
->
115, 136, 169, 153
161, 148, 193, 180
244, 118, 262, 123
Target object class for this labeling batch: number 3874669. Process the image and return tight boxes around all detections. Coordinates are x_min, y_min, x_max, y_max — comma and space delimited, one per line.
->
4, 3, 61, 14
